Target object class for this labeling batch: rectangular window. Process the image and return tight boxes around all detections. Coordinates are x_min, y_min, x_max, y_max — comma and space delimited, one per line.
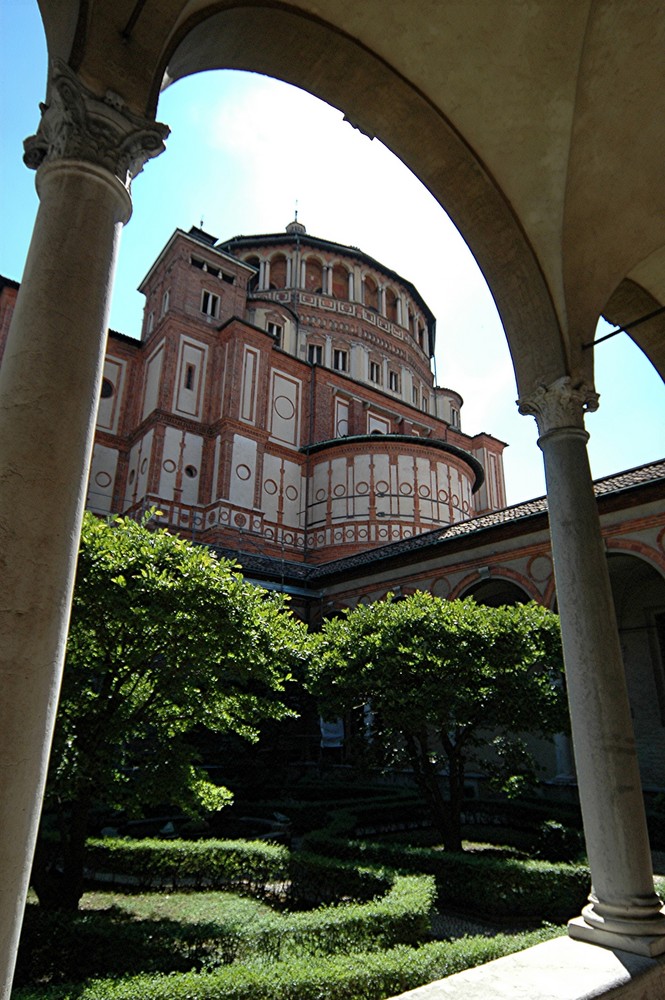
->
267, 322, 283, 347
201, 290, 220, 318
389, 370, 400, 392
146, 310, 154, 334
421, 395, 428, 413
184, 363, 195, 390
161, 290, 170, 317
308, 344, 323, 365
450, 406, 460, 428
369, 361, 381, 383
333, 349, 348, 372
412, 385, 419, 406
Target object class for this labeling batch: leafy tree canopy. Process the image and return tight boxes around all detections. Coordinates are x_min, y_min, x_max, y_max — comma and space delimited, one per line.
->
307, 592, 567, 850
37, 512, 307, 907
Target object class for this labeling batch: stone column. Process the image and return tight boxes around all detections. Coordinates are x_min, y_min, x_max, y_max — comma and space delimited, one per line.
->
0, 60, 167, 997
518, 376, 665, 956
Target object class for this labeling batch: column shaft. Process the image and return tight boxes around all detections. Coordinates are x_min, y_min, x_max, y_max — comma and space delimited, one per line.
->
0, 161, 131, 993
520, 377, 665, 956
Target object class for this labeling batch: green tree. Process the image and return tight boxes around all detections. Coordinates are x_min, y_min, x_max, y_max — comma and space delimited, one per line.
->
34, 512, 307, 909
308, 592, 567, 851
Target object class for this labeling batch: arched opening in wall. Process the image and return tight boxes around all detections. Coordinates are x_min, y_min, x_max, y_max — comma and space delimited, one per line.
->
270, 254, 287, 289
460, 578, 532, 607
305, 257, 324, 294
331, 264, 348, 300
363, 274, 379, 311
607, 553, 665, 790
29, 43, 659, 510
385, 287, 398, 323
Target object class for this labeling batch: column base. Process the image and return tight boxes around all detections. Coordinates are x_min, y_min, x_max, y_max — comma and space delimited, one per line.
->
568, 911, 665, 958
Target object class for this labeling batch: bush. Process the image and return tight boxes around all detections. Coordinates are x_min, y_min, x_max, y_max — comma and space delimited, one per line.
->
13, 926, 563, 1000
17, 864, 435, 984
84, 838, 289, 892
529, 820, 584, 862
302, 831, 590, 923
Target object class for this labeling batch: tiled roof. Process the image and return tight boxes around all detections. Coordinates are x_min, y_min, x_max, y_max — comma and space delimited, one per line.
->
308, 459, 664, 579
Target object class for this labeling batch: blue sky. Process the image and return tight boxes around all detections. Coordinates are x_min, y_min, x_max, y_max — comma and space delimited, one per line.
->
1, 1, 663, 505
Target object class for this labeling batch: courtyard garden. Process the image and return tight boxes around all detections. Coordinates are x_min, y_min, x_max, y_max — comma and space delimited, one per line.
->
11, 514, 665, 998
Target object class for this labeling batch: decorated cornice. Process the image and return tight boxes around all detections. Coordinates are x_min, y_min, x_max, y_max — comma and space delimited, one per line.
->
23, 60, 169, 190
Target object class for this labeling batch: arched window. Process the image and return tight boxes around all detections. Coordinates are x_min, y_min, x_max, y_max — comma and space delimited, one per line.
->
332, 264, 348, 299
363, 274, 378, 310
305, 256, 324, 294
385, 287, 398, 323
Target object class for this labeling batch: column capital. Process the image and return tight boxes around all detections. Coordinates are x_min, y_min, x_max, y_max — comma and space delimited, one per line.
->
23, 60, 169, 190
517, 376, 599, 438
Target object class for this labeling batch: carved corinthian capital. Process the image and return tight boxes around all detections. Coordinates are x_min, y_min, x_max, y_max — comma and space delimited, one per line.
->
23, 60, 169, 189
517, 376, 600, 437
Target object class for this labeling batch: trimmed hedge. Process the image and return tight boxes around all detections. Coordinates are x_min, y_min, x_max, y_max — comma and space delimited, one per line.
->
84, 838, 289, 892
302, 829, 590, 923
13, 926, 563, 1000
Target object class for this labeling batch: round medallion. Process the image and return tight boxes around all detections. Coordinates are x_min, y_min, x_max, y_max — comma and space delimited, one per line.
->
274, 395, 295, 420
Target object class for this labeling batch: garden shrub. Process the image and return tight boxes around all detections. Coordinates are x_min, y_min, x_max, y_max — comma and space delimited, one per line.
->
84, 838, 289, 892
12, 926, 563, 1000
15, 874, 435, 985
302, 830, 590, 922
529, 820, 585, 862
286, 851, 394, 905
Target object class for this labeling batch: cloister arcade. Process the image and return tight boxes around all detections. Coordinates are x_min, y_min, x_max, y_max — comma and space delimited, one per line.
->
1, 3, 665, 997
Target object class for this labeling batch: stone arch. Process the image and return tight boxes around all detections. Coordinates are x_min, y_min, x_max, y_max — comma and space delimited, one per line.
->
452, 569, 538, 606
154, 3, 566, 393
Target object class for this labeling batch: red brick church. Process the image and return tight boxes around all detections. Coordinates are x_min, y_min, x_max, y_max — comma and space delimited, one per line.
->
1, 221, 663, 787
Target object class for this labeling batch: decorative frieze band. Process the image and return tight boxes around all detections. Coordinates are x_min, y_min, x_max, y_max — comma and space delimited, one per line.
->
517, 376, 599, 437
23, 60, 169, 189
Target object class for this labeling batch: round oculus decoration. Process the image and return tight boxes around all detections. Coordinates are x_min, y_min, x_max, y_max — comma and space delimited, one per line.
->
235, 464, 251, 481
264, 479, 278, 495
274, 395, 295, 420
285, 485, 298, 501
162, 459, 176, 473
94, 471, 112, 488
184, 465, 198, 478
